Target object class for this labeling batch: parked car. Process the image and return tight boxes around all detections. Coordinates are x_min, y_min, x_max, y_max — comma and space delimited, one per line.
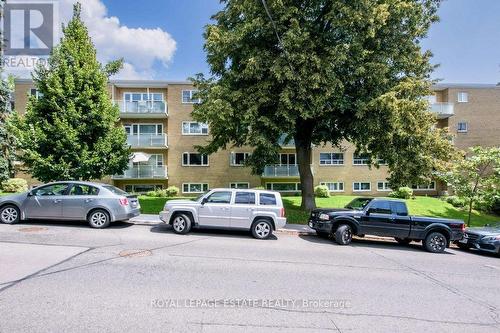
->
308, 197, 465, 253
0, 181, 140, 229
159, 188, 287, 239
456, 222, 500, 255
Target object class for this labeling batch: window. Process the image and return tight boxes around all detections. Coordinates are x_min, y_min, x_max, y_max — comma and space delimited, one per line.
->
234, 192, 256, 205
353, 182, 371, 192
124, 124, 163, 136
279, 153, 296, 165
457, 122, 468, 133
353, 153, 370, 165
182, 121, 208, 135
230, 182, 250, 189
230, 152, 250, 166
377, 181, 391, 192
182, 152, 209, 166
183, 183, 209, 193
124, 184, 162, 193
259, 193, 277, 206
411, 182, 436, 191
182, 90, 201, 104
457, 92, 468, 103
133, 154, 163, 167
266, 183, 301, 192
32, 183, 70, 196
369, 201, 391, 214
69, 184, 99, 196
206, 191, 232, 204
319, 153, 344, 165
320, 182, 344, 192
124, 92, 164, 102
30, 89, 43, 99
390, 202, 408, 216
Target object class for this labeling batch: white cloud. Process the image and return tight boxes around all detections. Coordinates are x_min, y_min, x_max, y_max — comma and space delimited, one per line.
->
7, 0, 177, 79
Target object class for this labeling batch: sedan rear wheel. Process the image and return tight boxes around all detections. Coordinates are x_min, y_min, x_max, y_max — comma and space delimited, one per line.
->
88, 209, 110, 229
0, 205, 20, 224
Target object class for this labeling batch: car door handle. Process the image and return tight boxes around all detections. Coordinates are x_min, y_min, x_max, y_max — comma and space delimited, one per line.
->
53, 199, 62, 203
85, 199, 93, 203
247, 208, 254, 211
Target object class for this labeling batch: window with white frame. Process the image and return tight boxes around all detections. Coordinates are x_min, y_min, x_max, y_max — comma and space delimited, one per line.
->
266, 183, 301, 192
124, 124, 163, 136
182, 152, 209, 166
353, 182, 371, 192
353, 153, 370, 165
377, 181, 391, 191
319, 153, 344, 165
133, 154, 163, 167
183, 183, 209, 193
320, 182, 344, 192
457, 122, 468, 133
411, 182, 436, 190
230, 152, 250, 166
457, 92, 468, 103
279, 153, 296, 165
30, 88, 43, 99
125, 184, 163, 193
124, 92, 164, 102
182, 90, 201, 104
182, 121, 208, 135
230, 182, 250, 189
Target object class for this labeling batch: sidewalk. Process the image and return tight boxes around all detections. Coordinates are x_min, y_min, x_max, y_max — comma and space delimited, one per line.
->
130, 214, 316, 235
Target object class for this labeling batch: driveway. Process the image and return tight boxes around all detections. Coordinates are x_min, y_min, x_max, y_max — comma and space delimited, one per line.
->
0, 221, 499, 332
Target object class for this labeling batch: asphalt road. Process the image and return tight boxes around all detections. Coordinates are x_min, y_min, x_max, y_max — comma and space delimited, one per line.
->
0, 221, 499, 333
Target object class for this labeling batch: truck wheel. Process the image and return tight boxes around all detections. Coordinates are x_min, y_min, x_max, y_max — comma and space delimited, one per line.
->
172, 213, 192, 235
0, 205, 20, 224
334, 224, 353, 245
251, 219, 273, 239
395, 237, 411, 245
424, 232, 448, 253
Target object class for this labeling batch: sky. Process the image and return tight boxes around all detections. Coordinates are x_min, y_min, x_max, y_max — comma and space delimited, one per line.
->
7, 0, 500, 84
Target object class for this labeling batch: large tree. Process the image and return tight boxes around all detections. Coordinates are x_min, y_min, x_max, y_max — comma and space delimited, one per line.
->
11, 3, 129, 182
192, 0, 454, 210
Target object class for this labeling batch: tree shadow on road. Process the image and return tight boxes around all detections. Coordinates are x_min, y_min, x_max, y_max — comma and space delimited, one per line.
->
150, 224, 278, 241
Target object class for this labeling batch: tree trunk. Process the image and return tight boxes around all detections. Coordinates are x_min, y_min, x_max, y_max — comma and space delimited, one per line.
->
294, 119, 316, 211
467, 198, 473, 227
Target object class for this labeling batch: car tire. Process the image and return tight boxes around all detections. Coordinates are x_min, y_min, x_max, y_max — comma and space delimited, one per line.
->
171, 213, 192, 235
334, 224, 353, 245
395, 237, 412, 245
0, 205, 20, 224
251, 219, 273, 240
87, 209, 111, 229
424, 232, 448, 253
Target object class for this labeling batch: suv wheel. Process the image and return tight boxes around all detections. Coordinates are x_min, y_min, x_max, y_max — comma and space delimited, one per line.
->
88, 209, 110, 229
0, 205, 20, 224
334, 224, 353, 245
251, 219, 273, 239
424, 232, 448, 253
395, 237, 412, 245
172, 214, 192, 235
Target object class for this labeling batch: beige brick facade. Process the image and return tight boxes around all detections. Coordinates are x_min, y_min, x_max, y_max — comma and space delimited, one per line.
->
13, 79, 500, 196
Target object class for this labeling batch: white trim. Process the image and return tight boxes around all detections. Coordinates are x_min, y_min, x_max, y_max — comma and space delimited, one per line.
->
123, 91, 165, 102
230, 152, 250, 166
376, 181, 392, 192
352, 153, 370, 166
457, 91, 469, 103
265, 182, 301, 192
411, 182, 436, 191
457, 121, 468, 133
353, 182, 371, 192
182, 152, 209, 166
124, 184, 163, 193
320, 182, 345, 192
319, 152, 344, 166
230, 182, 250, 189
124, 123, 164, 136
182, 183, 209, 194
181, 121, 209, 135
181, 90, 201, 104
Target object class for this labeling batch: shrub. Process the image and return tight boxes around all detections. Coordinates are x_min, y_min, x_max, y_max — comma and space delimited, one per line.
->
1, 178, 28, 193
314, 185, 330, 198
145, 191, 157, 197
388, 186, 413, 199
253, 186, 265, 190
165, 186, 179, 197
445, 195, 466, 208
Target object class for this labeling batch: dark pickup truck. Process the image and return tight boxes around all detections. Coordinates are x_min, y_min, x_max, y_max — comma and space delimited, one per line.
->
309, 197, 465, 253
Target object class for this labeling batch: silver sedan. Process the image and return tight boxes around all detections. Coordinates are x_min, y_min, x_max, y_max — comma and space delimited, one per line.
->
0, 181, 140, 228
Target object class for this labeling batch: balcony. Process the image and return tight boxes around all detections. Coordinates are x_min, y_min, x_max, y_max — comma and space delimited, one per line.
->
115, 100, 168, 118
127, 134, 168, 148
429, 102, 454, 119
113, 165, 168, 179
262, 165, 300, 177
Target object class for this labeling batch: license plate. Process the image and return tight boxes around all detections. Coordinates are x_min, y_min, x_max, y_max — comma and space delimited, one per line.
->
459, 238, 468, 244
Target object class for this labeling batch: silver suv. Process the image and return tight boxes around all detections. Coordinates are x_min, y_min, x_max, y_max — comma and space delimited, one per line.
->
159, 188, 287, 239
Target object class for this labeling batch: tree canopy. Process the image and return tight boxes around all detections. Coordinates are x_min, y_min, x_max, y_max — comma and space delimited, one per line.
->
192, 0, 454, 209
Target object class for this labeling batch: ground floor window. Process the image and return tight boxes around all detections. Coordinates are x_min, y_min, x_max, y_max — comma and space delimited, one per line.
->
411, 182, 436, 190
124, 184, 163, 193
320, 182, 344, 192
230, 182, 250, 189
183, 183, 209, 193
377, 181, 391, 191
266, 182, 301, 192
353, 182, 371, 192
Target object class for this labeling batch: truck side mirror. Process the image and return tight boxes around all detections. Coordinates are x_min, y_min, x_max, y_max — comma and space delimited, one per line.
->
201, 197, 208, 205
27, 191, 33, 197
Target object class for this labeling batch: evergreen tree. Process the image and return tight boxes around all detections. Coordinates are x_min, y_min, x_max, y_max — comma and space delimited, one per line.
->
11, 3, 129, 182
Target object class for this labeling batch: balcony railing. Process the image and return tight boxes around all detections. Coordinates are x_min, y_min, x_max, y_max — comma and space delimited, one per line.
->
113, 165, 168, 179
127, 134, 168, 148
115, 100, 167, 115
430, 102, 454, 119
262, 165, 300, 177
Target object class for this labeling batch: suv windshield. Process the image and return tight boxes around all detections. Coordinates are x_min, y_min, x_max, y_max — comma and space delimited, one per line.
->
193, 191, 209, 202
345, 198, 373, 210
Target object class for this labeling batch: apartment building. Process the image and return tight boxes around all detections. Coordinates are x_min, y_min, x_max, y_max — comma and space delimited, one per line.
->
13, 79, 500, 196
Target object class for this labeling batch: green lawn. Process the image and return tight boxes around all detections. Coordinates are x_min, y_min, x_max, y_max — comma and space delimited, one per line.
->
138, 195, 499, 227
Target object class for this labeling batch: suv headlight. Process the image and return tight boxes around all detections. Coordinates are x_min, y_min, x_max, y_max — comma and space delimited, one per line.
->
319, 213, 330, 221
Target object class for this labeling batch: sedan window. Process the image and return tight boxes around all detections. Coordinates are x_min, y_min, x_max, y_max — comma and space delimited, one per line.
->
206, 191, 232, 204
70, 185, 99, 196
32, 184, 70, 196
